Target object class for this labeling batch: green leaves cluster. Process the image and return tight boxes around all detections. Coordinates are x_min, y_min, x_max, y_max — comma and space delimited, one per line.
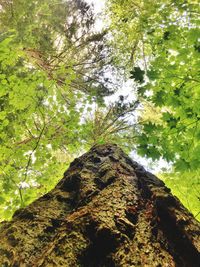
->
108, 0, 200, 218
139, 3, 200, 172
1, 0, 199, 221
0, 0, 112, 97
130, 67, 145, 83
80, 98, 139, 153
0, 0, 137, 221
0, 33, 88, 220
161, 170, 200, 220
108, 0, 200, 166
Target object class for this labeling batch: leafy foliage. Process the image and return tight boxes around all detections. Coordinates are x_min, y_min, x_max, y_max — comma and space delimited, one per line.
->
0, 1, 137, 220
0, 0, 199, 221
80, 98, 139, 152
0, 0, 113, 97
130, 67, 145, 83
0, 33, 85, 219
108, 0, 200, 166
108, 0, 200, 218
160, 170, 200, 220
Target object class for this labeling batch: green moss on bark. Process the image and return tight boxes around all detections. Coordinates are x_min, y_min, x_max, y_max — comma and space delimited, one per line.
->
0, 144, 199, 266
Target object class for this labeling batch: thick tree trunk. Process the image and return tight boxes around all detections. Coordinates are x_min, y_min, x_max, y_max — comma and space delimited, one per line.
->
0, 144, 199, 267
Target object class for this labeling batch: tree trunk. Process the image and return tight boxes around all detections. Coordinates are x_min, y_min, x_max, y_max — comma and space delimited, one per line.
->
0, 144, 199, 267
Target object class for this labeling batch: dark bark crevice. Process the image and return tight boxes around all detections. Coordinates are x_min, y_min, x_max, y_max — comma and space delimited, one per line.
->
79, 222, 118, 267
157, 202, 200, 267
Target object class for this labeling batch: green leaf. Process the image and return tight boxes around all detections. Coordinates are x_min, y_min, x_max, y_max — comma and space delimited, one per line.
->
130, 67, 145, 83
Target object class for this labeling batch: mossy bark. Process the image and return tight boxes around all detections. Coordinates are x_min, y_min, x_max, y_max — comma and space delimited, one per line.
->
0, 144, 200, 267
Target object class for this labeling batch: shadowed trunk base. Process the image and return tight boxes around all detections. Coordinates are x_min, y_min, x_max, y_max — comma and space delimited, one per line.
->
0, 144, 200, 266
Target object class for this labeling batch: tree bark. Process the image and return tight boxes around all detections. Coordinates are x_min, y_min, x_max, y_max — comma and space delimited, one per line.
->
0, 144, 199, 267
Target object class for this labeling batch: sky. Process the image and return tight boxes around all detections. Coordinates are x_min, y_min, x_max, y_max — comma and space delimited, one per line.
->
85, 0, 107, 32
84, 0, 137, 102
85, 0, 106, 14
84, 0, 171, 173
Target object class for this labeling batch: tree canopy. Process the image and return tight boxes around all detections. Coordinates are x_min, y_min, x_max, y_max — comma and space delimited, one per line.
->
0, 0, 199, 220
107, 0, 200, 219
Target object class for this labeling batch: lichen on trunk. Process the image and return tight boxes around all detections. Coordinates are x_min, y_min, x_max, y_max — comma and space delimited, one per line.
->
0, 144, 199, 266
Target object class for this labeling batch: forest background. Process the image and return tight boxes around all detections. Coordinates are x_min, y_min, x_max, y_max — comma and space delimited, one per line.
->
0, 0, 199, 221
